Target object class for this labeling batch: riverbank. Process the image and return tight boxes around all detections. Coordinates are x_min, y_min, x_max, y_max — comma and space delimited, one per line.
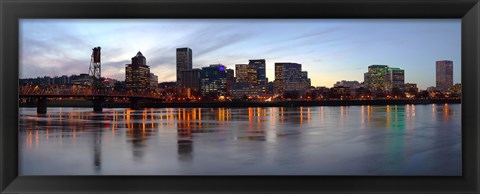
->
19, 98, 461, 108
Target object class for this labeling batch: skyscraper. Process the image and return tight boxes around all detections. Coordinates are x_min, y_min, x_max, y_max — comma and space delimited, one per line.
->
364, 65, 389, 91
274, 62, 311, 95
248, 59, 267, 93
436, 60, 453, 92
125, 51, 150, 92
200, 64, 229, 98
180, 68, 201, 97
235, 64, 256, 84
386, 67, 405, 90
364, 65, 405, 91
176, 48, 193, 87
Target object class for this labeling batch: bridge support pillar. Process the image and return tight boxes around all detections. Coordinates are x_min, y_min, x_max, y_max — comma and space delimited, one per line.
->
37, 97, 47, 114
130, 98, 141, 110
93, 97, 105, 112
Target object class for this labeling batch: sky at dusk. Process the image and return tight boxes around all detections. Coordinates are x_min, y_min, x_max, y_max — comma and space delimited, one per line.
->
20, 19, 461, 90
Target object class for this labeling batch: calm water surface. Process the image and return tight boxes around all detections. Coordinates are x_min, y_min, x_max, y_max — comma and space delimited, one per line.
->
19, 104, 461, 175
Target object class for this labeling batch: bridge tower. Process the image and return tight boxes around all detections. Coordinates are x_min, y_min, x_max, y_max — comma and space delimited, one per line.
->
89, 47, 105, 112
89, 47, 102, 90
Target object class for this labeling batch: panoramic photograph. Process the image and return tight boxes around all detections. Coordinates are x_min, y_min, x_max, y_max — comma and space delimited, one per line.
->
18, 19, 461, 175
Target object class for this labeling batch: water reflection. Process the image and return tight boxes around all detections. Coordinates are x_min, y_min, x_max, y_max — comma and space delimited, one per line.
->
19, 104, 461, 175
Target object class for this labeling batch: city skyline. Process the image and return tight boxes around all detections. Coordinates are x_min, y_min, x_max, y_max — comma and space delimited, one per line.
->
20, 19, 461, 89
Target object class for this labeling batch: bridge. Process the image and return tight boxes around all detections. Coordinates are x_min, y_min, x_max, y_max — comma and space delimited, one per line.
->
19, 89, 164, 114
19, 47, 165, 114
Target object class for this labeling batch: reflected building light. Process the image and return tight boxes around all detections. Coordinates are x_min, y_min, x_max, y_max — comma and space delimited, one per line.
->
361, 105, 365, 126
47, 114, 52, 126
126, 109, 131, 122
111, 121, 116, 133
444, 106, 449, 120
142, 123, 146, 137
249, 108, 253, 122
35, 130, 39, 148
340, 106, 345, 128
192, 108, 197, 120
270, 108, 275, 118
307, 107, 311, 122
183, 109, 186, 120
300, 107, 303, 124
27, 130, 32, 149
226, 109, 231, 121
319, 107, 324, 124
73, 128, 77, 145
406, 104, 410, 117
143, 110, 147, 121
150, 108, 155, 120
367, 105, 372, 124
198, 108, 202, 121
386, 106, 391, 128
340, 106, 344, 117
280, 107, 284, 123
59, 111, 63, 125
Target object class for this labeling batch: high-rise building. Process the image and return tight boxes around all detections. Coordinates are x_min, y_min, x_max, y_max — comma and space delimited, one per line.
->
235, 64, 256, 84
436, 60, 453, 92
274, 62, 311, 95
226, 68, 235, 96
233, 60, 268, 97
180, 68, 201, 97
176, 48, 193, 87
386, 67, 405, 90
248, 59, 267, 93
364, 65, 389, 91
200, 64, 229, 97
364, 65, 405, 91
125, 51, 150, 92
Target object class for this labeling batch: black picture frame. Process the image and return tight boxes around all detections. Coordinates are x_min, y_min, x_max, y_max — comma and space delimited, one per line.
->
1, 0, 479, 193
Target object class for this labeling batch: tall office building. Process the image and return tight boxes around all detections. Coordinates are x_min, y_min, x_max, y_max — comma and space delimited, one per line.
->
235, 64, 257, 84
248, 59, 267, 93
386, 67, 405, 90
364, 65, 405, 91
436, 60, 453, 92
200, 64, 229, 97
125, 51, 150, 92
274, 62, 311, 94
180, 68, 201, 97
364, 65, 389, 91
226, 69, 235, 96
176, 48, 193, 87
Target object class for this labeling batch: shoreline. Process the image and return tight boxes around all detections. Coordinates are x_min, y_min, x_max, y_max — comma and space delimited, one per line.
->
19, 98, 461, 108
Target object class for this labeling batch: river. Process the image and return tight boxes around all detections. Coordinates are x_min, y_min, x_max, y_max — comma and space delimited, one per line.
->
19, 104, 461, 175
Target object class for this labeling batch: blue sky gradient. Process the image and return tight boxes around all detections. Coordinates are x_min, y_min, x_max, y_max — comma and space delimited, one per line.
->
20, 19, 461, 89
